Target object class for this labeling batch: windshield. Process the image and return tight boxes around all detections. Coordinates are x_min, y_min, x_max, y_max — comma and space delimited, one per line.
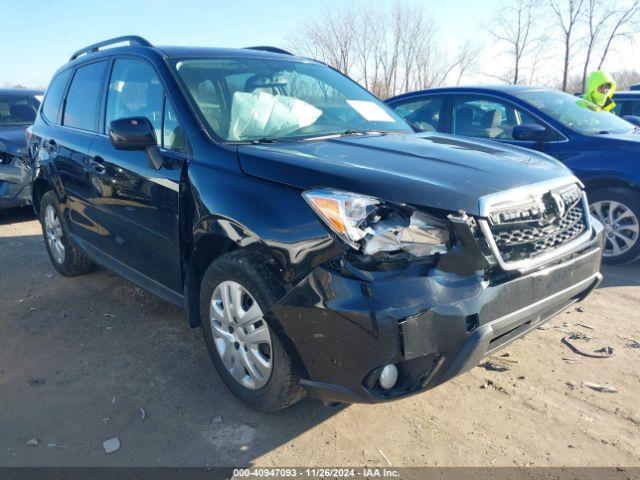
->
172, 58, 411, 141
0, 94, 41, 126
514, 89, 634, 135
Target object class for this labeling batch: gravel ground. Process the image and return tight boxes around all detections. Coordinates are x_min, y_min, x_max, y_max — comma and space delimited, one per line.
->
1, 206, 639, 467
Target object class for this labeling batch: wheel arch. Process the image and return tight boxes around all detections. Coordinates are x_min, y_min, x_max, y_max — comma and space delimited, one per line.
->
583, 177, 639, 196
183, 216, 284, 329
31, 176, 54, 215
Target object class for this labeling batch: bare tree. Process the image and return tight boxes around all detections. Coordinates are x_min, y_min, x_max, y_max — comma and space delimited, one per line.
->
548, 0, 586, 91
581, 0, 611, 90
490, 0, 541, 84
288, 1, 451, 98
289, 6, 358, 77
597, 0, 640, 69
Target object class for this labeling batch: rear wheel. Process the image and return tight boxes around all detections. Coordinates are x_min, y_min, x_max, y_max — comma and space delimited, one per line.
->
589, 187, 640, 264
199, 250, 305, 411
39, 191, 94, 276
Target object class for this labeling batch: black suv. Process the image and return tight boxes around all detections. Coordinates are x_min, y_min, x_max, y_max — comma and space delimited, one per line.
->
31, 36, 604, 411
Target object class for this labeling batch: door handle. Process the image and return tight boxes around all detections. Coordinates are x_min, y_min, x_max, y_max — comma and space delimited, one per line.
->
90, 156, 106, 174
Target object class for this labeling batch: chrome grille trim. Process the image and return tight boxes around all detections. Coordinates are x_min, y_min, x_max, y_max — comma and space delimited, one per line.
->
477, 177, 594, 272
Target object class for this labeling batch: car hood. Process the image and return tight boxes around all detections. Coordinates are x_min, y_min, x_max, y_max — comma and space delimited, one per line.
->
0, 125, 28, 156
590, 131, 640, 149
237, 132, 573, 216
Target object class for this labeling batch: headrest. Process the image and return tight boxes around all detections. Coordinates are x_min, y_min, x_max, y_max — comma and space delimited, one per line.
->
456, 107, 473, 125
482, 109, 502, 128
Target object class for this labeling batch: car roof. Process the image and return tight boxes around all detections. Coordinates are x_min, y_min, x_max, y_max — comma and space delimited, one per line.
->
0, 88, 44, 96
386, 85, 551, 102
155, 45, 308, 61
614, 91, 640, 97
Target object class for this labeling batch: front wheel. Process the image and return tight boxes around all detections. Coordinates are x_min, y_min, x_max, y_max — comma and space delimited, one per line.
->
199, 250, 305, 411
589, 187, 640, 264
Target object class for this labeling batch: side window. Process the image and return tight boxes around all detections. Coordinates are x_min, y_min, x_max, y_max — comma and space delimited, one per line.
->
452, 96, 554, 141
612, 100, 625, 116
63, 61, 107, 131
163, 100, 185, 153
106, 59, 164, 142
631, 101, 640, 117
42, 69, 71, 124
390, 96, 444, 132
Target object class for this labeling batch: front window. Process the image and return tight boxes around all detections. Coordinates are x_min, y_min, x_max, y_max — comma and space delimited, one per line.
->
451, 96, 556, 141
514, 89, 635, 135
0, 94, 41, 126
172, 58, 410, 142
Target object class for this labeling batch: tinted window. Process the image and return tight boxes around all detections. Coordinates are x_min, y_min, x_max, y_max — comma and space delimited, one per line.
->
452, 96, 556, 141
106, 59, 164, 142
0, 94, 41, 126
63, 61, 107, 131
390, 96, 444, 132
42, 69, 71, 124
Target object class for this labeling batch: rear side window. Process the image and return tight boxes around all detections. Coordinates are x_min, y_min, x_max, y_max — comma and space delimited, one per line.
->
42, 69, 71, 124
391, 96, 444, 132
63, 61, 107, 132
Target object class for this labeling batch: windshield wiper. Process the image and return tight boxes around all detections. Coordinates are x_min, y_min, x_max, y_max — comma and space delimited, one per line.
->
341, 129, 394, 136
250, 137, 279, 144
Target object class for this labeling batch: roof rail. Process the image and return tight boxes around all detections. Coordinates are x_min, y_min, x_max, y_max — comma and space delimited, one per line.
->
244, 46, 293, 56
69, 35, 153, 61
630, 84, 640, 91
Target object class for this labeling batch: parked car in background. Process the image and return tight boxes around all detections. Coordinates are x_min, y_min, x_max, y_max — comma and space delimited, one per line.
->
0, 89, 43, 208
387, 86, 640, 264
31, 37, 603, 411
612, 90, 640, 122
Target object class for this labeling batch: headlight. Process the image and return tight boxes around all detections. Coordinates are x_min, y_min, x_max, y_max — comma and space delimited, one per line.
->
303, 189, 450, 257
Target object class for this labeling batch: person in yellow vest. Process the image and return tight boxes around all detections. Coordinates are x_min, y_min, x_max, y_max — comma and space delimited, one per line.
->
582, 70, 617, 112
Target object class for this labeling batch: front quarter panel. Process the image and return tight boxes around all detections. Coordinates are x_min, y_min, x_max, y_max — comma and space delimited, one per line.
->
188, 155, 343, 286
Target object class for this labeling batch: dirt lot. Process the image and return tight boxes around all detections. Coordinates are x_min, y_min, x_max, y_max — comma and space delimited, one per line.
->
0, 206, 639, 468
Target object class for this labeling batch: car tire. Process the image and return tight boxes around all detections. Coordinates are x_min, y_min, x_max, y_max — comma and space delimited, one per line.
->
199, 250, 305, 412
589, 187, 640, 264
39, 191, 94, 276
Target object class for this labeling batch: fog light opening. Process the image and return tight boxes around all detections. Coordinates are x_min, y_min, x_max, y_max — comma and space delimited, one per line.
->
378, 364, 398, 390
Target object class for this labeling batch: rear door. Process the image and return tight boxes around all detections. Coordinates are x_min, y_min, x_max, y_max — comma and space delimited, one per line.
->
88, 57, 187, 295
51, 61, 108, 246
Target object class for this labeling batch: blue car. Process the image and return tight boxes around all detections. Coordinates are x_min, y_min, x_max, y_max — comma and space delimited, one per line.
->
386, 86, 640, 264
613, 87, 640, 120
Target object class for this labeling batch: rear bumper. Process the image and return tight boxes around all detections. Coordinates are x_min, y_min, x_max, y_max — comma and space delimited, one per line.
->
271, 229, 603, 404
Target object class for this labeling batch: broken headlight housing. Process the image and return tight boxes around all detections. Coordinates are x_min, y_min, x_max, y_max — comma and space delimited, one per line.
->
303, 189, 450, 257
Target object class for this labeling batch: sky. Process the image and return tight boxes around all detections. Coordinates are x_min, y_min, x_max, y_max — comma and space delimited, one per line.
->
1, 0, 637, 89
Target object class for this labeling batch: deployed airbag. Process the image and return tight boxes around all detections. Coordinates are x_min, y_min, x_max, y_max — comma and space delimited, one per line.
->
228, 91, 322, 141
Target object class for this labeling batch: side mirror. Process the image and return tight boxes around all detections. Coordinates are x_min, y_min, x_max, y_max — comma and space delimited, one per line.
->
512, 124, 547, 142
108, 117, 164, 169
622, 115, 640, 127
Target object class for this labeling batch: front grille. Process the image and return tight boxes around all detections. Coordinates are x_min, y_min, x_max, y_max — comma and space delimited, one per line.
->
483, 183, 589, 264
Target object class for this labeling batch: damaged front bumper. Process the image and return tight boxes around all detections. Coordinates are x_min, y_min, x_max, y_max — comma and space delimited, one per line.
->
270, 222, 603, 404
0, 152, 32, 209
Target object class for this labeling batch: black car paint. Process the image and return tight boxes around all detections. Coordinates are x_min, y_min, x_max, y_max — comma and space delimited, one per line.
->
31, 44, 603, 404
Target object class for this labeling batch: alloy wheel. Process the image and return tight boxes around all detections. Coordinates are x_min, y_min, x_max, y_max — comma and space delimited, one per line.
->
44, 204, 65, 264
209, 280, 272, 389
590, 200, 639, 258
